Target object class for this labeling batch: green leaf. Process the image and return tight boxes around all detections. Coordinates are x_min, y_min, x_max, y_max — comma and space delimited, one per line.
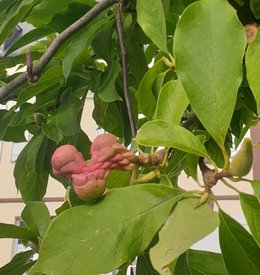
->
21, 202, 51, 239
29, 185, 189, 275
5, 26, 54, 56
174, 249, 228, 275
98, 60, 122, 102
0, 223, 36, 242
17, 66, 64, 106
219, 210, 260, 275
174, 0, 246, 147
251, 180, 260, 204
43, 112, 64, 143
0, 250, 35, 275
250, 0, 260, 18
93, 94, 124, 137
135, 120, 208, 157
55, 95, 83, 136
0, 0, 39, 46
246, 31, 260, 114
62, 16, 113, 80
150, 198, 219, 274
234, 0, 245, 6
106, 170, 131, 189
137, 0, 168, 53
27, 0, 95, 26
136, 253, 159, 275
240, 193, 260, 246
138, 59, 168, 120
0, 108, 14, 140
155, 80, 189, 124
14, 132, 49, 202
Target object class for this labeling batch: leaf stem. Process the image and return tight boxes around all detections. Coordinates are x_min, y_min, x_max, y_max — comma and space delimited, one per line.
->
116, 0, 137, 138
220, 178, 241, 193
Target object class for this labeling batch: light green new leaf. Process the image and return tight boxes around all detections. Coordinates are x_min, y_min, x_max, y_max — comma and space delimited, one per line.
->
155, 80, 189, 124
246, 31, 260, 113
98, 60, 122, 102
135, 120, 208, 157
219, 210, 260, 275
240, 193, 260, 246
21, 202, 51, 239
150, 198, 219, 274
174, 0, 246, 147
137, 0, 168, 53
138, 59, 168, 119
29, 185, 189, 275
251, 180, 260, 204
0, 250, 35, 275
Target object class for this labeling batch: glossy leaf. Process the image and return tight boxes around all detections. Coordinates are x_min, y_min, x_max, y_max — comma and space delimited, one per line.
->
155, 80, 189, 124
135, 120, 208, 157
0, 223, 36, 242
21, 202, 51, 239
240, 193, 260, 246
150, 198, 219, 274
14, 132, 50, 202
219, 210, 260, 275
246, 30, 260, 113
138, 59, 168, 120
137, 0, 168, 53
98, 60, 122, 102
29, 185, 189, 275
174, 0, 246, 147
0, 250, 35, 275
174, 249, 228, 275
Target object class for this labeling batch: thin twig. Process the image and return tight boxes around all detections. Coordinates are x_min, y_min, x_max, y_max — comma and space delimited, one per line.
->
26, 49, 36, 83
220, 178, 241, 193
0, 0, 118, 103
116, 0, 137, 138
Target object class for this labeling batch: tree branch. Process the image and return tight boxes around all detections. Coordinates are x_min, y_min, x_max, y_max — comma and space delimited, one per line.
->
0, 0, 118, 103
116, 0, 137, 138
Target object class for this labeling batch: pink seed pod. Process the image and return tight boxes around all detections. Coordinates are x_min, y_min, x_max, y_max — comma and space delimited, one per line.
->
51, 145, 85, 177
72, 174, 106, 202
91, 133, 118, 155
92, 147, 116, 163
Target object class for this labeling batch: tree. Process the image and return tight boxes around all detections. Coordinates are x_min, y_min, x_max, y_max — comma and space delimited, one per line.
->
0, 0, 260, 274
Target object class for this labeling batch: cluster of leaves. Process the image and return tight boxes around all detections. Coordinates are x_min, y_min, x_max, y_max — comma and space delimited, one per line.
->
0, 0, 260, 274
